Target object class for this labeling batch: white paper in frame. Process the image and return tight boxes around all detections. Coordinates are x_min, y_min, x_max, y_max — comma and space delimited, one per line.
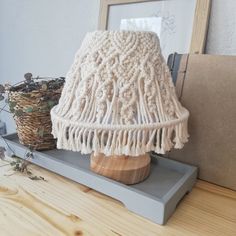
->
99, 0, 211, 59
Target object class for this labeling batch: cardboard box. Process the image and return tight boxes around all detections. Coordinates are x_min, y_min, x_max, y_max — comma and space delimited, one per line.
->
167, 54, 236, 190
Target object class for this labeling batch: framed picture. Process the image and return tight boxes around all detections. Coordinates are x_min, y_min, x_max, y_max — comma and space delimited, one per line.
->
99, 0, 211, 60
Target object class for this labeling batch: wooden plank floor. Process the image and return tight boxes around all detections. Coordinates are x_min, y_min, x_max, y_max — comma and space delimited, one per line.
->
0, 159, 236, 236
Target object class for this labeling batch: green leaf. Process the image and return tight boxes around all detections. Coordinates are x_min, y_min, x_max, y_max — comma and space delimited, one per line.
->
10, 161, 17, 166
24, 73, 33, 81
41, 83, 47, 91
38, 128, 44, 137
48, 100, 56, 108
25, 107, 33, 113
29, 176, 46, 181
15, 109, 24, 117
38, 105, 49, 112
9, 101, 17, 112
29, 176, 41, 180
21, 93, 31, 98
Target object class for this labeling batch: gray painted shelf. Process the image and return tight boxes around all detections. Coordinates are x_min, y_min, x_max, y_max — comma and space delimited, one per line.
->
1, 133, 197, 225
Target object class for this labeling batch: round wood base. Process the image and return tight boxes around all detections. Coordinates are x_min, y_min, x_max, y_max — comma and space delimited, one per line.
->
90, 153, 151, 185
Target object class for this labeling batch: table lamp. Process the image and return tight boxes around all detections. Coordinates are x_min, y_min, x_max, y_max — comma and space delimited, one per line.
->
51, 31, 189, 184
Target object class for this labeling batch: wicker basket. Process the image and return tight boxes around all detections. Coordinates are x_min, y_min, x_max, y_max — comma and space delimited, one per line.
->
8, 86, 62, 150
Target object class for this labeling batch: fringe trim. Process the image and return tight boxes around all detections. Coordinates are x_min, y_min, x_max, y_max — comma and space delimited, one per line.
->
51, 106, 189, 156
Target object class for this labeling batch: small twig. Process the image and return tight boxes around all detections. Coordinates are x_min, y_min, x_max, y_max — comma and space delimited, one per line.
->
0, 108, 11, 113
0, 104, 8, 114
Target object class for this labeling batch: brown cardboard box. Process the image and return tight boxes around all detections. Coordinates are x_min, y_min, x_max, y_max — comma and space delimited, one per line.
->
167, 54, 236, 190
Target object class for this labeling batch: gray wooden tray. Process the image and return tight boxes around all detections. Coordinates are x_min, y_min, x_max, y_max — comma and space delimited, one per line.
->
1, 133, 197, 225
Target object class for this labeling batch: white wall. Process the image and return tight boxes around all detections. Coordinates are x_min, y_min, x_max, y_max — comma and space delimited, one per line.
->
0, 0, 236, 133
206, 0, 236, 55
0, 0, 100, 133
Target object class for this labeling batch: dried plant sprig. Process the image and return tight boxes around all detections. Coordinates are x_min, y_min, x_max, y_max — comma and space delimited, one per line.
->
0, 73, 65, 116
24, 72, 33, 81
9, 156, 46, 181
0, 73, 65, 95
10, 158, 29, 172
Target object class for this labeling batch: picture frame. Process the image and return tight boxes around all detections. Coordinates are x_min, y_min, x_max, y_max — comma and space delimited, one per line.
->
99, 0, 211, 55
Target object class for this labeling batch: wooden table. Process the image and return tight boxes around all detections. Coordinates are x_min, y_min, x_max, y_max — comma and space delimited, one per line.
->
0, 158, 235, 236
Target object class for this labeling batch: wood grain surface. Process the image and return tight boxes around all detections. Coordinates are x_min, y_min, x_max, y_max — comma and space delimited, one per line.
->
190, 0, 211, 53
91, 153, 150, 184
0, 158, 235, 236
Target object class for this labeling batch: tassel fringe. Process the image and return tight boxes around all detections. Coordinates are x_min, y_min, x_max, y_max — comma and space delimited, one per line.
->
51, 107, 189, 156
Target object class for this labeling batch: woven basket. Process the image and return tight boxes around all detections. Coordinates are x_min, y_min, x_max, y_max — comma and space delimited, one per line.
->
8, 86, 62, 150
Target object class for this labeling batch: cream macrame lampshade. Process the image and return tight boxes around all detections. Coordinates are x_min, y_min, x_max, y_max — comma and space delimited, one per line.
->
51, 31, 189, 157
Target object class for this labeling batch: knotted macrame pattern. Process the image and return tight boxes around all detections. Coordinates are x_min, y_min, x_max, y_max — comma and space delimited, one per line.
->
51, 31, 189, 156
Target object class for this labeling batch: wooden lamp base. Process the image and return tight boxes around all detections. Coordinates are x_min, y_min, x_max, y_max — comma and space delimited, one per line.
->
90, 153, 151, 185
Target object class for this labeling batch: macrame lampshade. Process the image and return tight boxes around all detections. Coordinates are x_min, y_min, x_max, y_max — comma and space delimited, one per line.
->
51, 31, 189, 184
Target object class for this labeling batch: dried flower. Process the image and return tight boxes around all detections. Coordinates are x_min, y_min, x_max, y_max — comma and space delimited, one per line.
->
41, 83, 48, 91
4, 83, 11, 91
24, 73, 33, 81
